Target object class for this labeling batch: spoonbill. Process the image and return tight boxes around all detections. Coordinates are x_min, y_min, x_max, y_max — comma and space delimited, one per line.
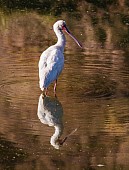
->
37, 94, 79, 149
37, 94, 64, 149
39, 20, 82, 95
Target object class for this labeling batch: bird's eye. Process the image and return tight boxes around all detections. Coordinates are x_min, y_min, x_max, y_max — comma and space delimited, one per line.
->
62, 24, 66, 31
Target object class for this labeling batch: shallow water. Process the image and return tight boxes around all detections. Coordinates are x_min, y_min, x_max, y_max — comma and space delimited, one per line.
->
0, 10, 129, 170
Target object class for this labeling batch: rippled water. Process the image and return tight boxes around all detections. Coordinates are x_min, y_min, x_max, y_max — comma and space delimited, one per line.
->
0, 10, 129, 170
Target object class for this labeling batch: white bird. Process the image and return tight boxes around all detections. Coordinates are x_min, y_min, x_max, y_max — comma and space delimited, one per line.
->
37, 94, 64, 149
39, 20, 82, 95
37, 94, 78, 149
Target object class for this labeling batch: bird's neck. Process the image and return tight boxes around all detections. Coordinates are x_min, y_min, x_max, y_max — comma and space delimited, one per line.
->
50, 124, 63, 149
55, 29, 66, 51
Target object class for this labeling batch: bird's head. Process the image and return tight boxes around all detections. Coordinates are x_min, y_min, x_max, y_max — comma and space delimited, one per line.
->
53, 20, 66, 32
53, 20, 82, 48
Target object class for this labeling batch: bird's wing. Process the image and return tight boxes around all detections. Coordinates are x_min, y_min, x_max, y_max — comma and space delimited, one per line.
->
38, 50, 48, 78
39, 47, 64, 89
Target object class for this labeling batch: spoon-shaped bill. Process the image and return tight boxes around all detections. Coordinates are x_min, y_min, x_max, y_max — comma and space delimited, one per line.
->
58, 128, 78, 145
63, 26, 82, 48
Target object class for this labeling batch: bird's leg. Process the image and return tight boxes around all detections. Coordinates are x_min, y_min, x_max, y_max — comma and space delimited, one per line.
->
43, 88, 48, 96
54, 80, 57, 94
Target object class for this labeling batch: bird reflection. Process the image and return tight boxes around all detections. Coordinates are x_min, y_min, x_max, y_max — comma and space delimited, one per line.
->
37, 94, 64, 149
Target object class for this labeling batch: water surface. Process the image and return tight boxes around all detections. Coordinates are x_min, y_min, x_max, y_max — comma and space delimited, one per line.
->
0, 10, 129, 170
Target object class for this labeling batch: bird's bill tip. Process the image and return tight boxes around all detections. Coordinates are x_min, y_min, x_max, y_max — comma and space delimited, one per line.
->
63, 25, 82, 48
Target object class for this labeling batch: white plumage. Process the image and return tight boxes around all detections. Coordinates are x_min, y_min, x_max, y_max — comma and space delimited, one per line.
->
39, 20, 82, 94
39, 45, 64, 91
37, 94, 63, 149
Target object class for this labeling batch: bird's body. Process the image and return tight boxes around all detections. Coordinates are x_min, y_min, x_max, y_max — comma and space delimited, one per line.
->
39, 20, 82, 94
37, 94, 63, 149
39, 41, 65, 91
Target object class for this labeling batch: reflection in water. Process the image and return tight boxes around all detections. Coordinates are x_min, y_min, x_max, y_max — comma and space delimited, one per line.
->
37, 94, 63, 149
0, 7, 129, 170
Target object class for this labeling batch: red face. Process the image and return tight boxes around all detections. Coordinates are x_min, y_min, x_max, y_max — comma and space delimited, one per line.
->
62, 24, 70, 33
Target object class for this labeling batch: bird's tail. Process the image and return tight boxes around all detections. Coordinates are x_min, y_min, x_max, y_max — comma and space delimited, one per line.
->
39, 79, 44, 91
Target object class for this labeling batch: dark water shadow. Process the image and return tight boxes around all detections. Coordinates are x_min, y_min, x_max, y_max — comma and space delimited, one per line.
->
0, 135, 27, 169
